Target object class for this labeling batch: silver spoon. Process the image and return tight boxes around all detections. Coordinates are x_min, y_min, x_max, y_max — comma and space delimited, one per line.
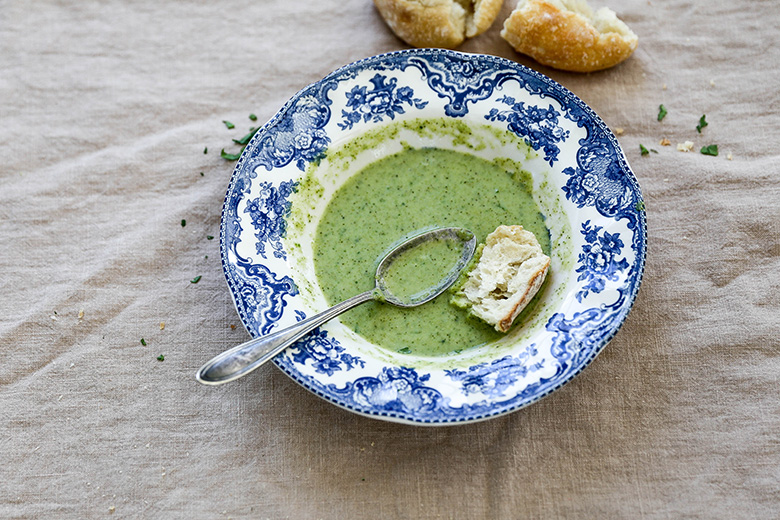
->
196, 227, 476, 385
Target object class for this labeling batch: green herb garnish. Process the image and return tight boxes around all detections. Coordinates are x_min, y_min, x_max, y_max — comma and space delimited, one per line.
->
190, 275, 202, 284
206, 235, 214, 240
398, 347, 412, 354
658, 104, 667, 121
232, 127, 259, 146
249, 113, 257, 121
140, 338, 147, 346
696, 114, 708, 133
222, 120, 235, 130
220, 148, 242, 161
640, 144, 650, 156
180, 219, 186, 227
157, 354, 165, 362
199, 172, 204, 177
635, 200, 646, 211
203, 147, 208, 154
700, 144, 718, 156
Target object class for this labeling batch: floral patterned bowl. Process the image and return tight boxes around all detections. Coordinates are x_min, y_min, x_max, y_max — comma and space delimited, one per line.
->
220, 49, 646, 425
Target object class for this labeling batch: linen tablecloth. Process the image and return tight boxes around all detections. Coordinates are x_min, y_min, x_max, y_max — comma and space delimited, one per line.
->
2, 0, 779, 517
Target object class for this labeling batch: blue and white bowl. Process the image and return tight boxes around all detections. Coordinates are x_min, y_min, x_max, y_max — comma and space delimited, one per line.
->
220, 49, 646, 425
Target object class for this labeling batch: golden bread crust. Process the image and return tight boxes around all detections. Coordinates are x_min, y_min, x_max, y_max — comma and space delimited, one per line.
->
374, 0, 504, 49
468, 0, 505, 37
501, 0, 638, 72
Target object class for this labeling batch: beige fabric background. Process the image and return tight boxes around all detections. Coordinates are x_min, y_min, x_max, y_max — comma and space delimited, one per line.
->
2, 0, 779, 518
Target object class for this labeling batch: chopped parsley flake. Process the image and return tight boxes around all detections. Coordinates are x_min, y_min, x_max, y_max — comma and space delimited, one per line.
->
203, 147, 208, 154
700, 144, 719, 156
220, 148, 242, 161
658, 104, 667, 121
233, 127, 259, 146
199, 172, 204, 177
249, 113, 257, 121
222, 120, 235, 130
635, 200, 646, 211
640, 144, 650, 156
190, 275, 202, 284
398, 347, 412, 354
157, 354, 165, 362
140, 338, 147, 346
696, 115, 708, 133
206, 235, 214, 240
180, 219, 186, 227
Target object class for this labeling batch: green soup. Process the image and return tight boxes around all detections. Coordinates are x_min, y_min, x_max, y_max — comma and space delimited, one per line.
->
313, 147, 550, 356
380, 234, 467, 303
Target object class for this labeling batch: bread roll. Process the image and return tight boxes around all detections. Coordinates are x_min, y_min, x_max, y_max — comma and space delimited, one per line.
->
501, 0, 638, 72
374, 0, 504, 49
451, 225, 550, 333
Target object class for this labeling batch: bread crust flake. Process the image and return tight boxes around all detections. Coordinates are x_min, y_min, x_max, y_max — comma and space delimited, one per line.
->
501, 0, 638, 72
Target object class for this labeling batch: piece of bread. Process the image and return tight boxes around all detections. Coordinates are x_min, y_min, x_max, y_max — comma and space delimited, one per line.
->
501, 0, 638, 72
451, 225, 550, 332
374, 0, 504, 49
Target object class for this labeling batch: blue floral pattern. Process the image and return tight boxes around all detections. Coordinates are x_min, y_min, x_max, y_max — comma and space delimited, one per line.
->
243, 180, 296, 260
575, 221, 629, 302
445, 345, 545, 397
404, 55, 519, 117
252, 95, 332, 171
220, 49, 646, 424
330, 367, 443, 415
561, 144, 634, 218
225, 260, 298, 336
486, 96, 570, 165
338, 74, 428, 130
290, 311, 365, 376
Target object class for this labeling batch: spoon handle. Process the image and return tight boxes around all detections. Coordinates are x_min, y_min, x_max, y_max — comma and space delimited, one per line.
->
196, 290, 376, 385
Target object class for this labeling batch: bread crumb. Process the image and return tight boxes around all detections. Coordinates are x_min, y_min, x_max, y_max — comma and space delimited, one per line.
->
660, 138, 671, 146
109, 506, 115, 514
662, 84, 667, 90
710, 79, 715, 86
677, 141, 694, 152
159, 322, 165, 330
230, 324, 236, 330
614, 128, 625, 135
78, 309, 84, 320
451, 226, 550, 333
727, 152, 733, 160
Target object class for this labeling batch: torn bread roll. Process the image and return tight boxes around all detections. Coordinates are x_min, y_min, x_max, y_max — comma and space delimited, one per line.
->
501, 0, 638, 72
374, 0, 504, 49
451, 225, 550, 333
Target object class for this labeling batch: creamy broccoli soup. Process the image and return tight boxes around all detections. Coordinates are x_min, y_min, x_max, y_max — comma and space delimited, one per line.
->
380, 233, 467, 303
313, 147, 550, 356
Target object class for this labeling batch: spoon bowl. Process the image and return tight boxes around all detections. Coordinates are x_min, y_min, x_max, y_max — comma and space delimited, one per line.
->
196, 227, 476, 385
